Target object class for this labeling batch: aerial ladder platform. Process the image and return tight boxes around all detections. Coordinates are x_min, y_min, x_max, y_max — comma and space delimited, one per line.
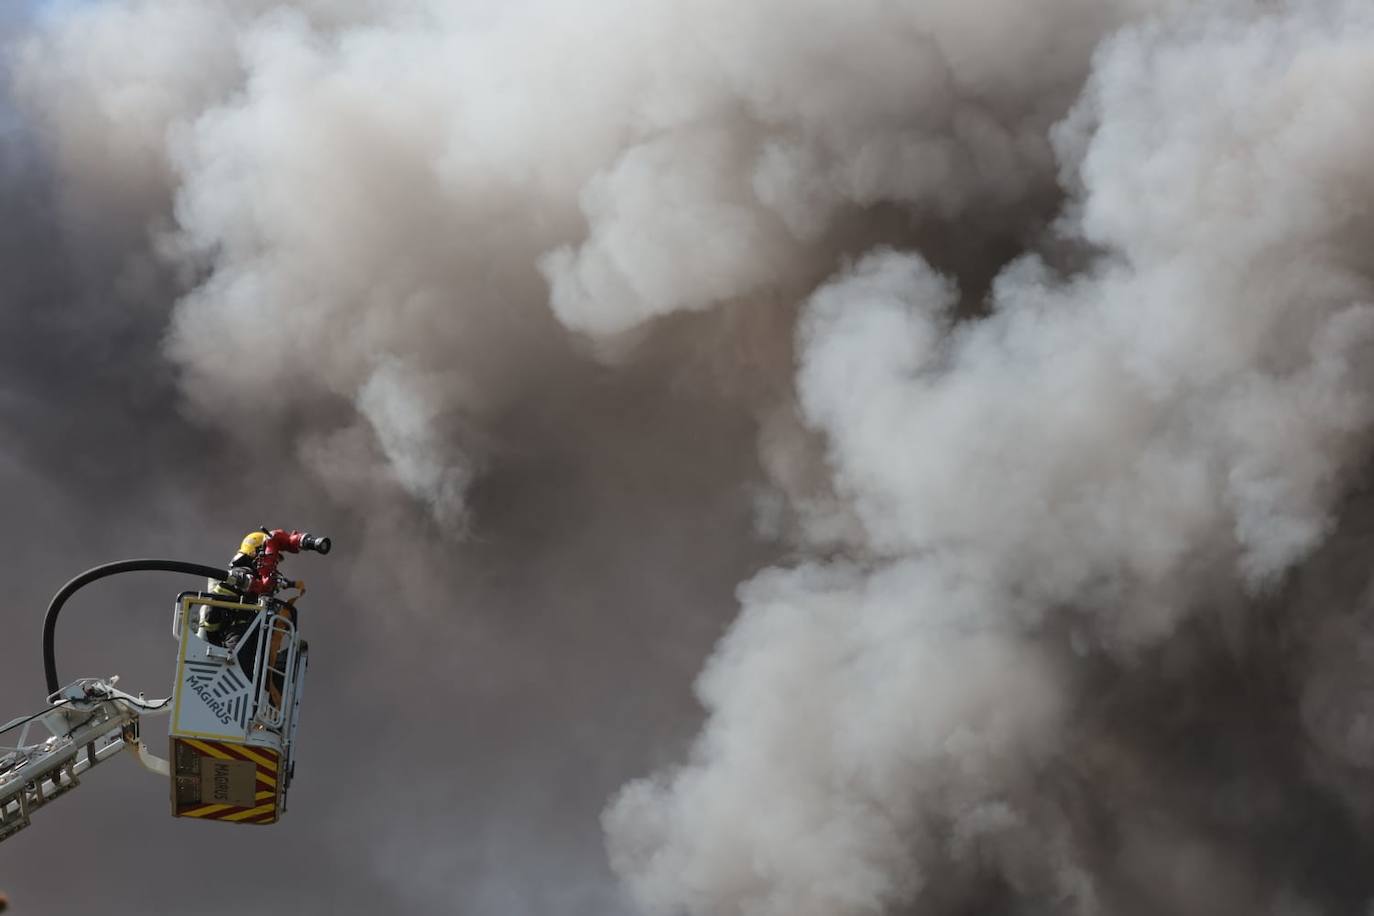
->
0, 541, 327, 847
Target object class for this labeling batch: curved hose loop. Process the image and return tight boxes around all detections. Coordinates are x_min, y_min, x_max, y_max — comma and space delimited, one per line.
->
43, 559, 229, 696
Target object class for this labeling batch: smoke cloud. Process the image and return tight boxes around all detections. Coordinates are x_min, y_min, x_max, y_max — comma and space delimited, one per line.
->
5, 0, 1374, 914
608, 4, 1374, 914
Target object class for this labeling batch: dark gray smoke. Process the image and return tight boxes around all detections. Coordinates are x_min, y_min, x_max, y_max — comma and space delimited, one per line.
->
4, 1, 1374, 914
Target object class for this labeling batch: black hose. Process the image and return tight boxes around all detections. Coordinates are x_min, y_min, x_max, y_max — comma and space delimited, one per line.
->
43, 559, 228, 696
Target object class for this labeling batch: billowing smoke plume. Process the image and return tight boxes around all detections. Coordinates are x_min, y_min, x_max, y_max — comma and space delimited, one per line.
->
606, 2, 1374, 908
14, 0, 1144, 528
6, 0, 1374, 913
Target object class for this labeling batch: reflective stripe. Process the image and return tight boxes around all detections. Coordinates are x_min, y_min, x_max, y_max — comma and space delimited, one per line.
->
183, 738, 234, 760
231, 745, 279, 772
221, 803, 276, 822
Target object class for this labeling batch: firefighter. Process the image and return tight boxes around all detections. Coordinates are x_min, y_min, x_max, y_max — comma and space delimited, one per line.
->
224, 528, 331, 599
198, 528, 331, 645
199, 528, 331, 712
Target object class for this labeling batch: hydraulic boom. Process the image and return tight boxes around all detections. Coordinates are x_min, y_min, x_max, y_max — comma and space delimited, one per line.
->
0, 678, 169, 843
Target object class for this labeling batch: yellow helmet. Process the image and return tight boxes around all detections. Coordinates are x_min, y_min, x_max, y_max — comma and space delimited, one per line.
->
238, 530, 269, 557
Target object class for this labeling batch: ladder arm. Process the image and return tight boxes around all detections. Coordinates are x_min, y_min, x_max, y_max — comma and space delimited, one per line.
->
0, 680, 169, 843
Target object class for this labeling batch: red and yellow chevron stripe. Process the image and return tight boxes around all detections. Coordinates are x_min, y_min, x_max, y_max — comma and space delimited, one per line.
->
171, 737, 281, 825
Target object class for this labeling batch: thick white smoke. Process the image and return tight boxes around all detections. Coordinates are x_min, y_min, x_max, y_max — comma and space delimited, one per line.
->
12, 0, 1374, 913
607, 3, 1374, 914
15, 0, 1145, 527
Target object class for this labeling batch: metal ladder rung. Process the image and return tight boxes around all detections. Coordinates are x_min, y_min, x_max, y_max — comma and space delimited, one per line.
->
0, 697, 141, 846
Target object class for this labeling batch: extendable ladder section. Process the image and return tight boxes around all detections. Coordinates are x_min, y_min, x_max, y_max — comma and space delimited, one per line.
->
0, 702, 133, 842
0, 679, 170, 844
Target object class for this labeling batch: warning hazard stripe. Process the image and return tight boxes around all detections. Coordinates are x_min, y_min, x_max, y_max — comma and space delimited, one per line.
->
221, 803, 276, 822
181, 808, 277, 825
182, 809, 277, 824
183, 738, 232, 760
183, 739, 279, 774
232, 744, 279, 773
175, 738, 281, 825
